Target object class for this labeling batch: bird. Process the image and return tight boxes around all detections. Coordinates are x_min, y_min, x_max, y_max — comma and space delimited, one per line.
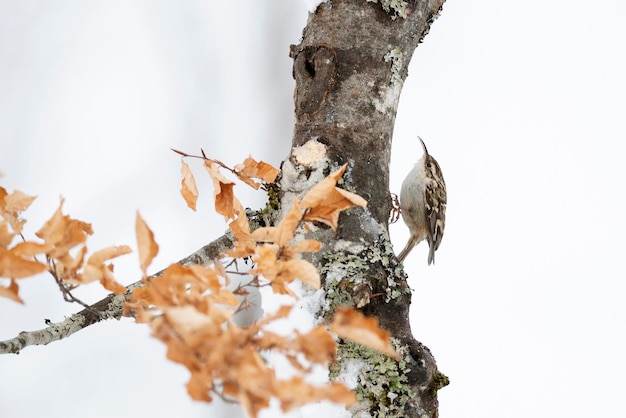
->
396, 137, 447, 264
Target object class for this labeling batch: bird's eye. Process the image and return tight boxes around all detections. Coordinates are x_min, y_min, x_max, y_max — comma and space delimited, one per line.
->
426, 162, 432, 168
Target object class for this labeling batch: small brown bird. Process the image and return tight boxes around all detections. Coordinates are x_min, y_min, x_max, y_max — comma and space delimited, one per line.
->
397, 137, 447, 264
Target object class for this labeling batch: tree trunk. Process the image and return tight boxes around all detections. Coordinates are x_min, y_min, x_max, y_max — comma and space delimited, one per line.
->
282, 1, 447, 416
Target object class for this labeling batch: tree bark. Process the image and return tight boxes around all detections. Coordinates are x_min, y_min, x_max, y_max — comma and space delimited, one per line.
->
283, 1, 447, 416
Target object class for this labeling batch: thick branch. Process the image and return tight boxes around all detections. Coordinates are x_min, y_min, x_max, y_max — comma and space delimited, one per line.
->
290, 0, 445, 231
286, 1, 447, 416
0, 233, 234, 355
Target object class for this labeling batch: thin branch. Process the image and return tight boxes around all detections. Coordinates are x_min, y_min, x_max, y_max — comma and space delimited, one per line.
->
170, 148, 236, 176
48, 258, 96, 313
0, 232, 234, 355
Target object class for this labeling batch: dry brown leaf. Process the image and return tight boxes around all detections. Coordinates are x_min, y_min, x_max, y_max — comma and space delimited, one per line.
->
0, 188, 36, 234
187, 370, 214, 402
204, 160, 236, 219
274, 197, 303, 247
234, 172, 262, 190
35, 198, 69, 243
130, 264, 240, 317
330, 307, 399, 359
187, 264, 223, 293
236, 156, 280, 182
0, 241, 51, 285
281, 239, 323, 259
64, 245, 132, 291
284, 353, 311, 373
252, 243, 278, 279
164, 305, 233, 337
250, 197, 302, 247
0, 279, 23, 304
203, 160, 250, 238
248, 226, 276, 243
86, 245, 132, 266
136, 212, 159, 275
9, 241, 52, 257
0, 221, 14, 248
255, 304, 293, 327
78, 261, 106, 284
303, 187, 368, 231
300, 165, 367, 230
226, 239, 257, 259
161, 332, 196, 368
54, 245, 87, 278
100, 271, 127, 293
300, 164, 346, 208
234, 156, 280, 188
275, 377, 356, 412
270, 280, 297, 297
0, 247, 48, 279
35, 199, 93, 258
228, 196, 250, 239
212, 256, 229, 280
206, 288, 240, 307
235, 349, 275, 417
247, 198, 303, 248
132, 264, 194, 308
180, 160, 199, 211
3, 189, 37, 213
277, 259, 320, 289
271, 304, 293, 320
295, 326, 337, 364
252, 244, 320, 295
288, 239, 323, 253
256, 331, 291, 351
126, 286, 152, 314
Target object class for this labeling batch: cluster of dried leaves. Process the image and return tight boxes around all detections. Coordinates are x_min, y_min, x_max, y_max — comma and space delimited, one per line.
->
1, 154, 398, 417
0, 187, 129, 303
129, 153, 398, 416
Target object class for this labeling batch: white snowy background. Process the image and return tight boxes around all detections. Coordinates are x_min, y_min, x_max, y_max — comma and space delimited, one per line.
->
1, 1, 625, 417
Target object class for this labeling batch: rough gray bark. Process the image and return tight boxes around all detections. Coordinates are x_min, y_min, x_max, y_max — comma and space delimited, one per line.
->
283, 1, 448, 416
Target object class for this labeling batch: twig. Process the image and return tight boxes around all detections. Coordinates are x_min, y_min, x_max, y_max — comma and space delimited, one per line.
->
0, 233, 234, 355
171, 148, 242, 177
47, 258, 97, 313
